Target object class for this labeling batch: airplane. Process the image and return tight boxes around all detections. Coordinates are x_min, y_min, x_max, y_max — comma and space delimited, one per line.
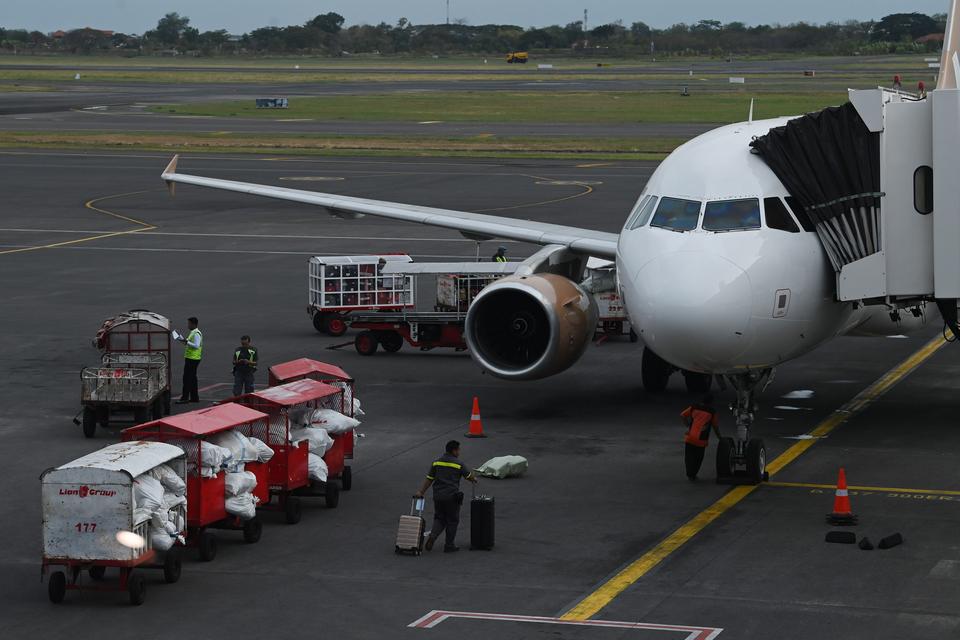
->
159, 2, 960, 483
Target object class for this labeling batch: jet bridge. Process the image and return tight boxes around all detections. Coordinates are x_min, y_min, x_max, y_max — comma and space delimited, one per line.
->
750, 86, 960, 331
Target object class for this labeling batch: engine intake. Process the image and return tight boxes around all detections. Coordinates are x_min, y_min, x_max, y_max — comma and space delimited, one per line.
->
465, 273, 598, 380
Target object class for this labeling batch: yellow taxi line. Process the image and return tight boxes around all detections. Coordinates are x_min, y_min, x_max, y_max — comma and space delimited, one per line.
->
560, 333, 947, 621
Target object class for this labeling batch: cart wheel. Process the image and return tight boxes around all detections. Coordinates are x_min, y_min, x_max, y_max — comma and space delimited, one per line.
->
380, 332, 403, 353
313, 312, 329, 334
395, 546, 401, 554
355, 331, 378, 356
89, 565, 106, 581
81, 406, 97, 438
325, 481, 341, 509
341, 466, 353, 491
325, 314, 348, 337
48, 571, 66, 604
162, 547, 182, 584
284, 497, 302, 525
629, 329, 639, 343
133, 406, 148, 425
163, 391, 171, 416
199, 531, 217, 562
127, 572, 146, 606
242, 518, 263, 544
97, 406, 109, 427
151, 398, 163, 420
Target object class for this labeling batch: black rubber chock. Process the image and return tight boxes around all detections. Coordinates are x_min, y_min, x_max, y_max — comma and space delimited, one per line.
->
878, 533, 903, 549
858, 537, 874, 550
825, 531, 856, 544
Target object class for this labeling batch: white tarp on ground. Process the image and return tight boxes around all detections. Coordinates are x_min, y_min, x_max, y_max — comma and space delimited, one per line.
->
475, 455, 528, 479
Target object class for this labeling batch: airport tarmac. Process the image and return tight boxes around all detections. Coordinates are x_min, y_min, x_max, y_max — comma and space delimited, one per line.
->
1, 150, 959, 638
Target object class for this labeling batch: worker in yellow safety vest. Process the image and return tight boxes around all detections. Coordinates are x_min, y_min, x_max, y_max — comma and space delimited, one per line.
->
492, 246, 508, 263
175, 316, 203, 404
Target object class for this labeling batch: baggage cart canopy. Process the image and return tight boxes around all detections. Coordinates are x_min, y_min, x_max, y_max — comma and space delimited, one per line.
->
309, 254, 411, 266
268, 358, 353, 384
50, 441, 184, 479
380, 261, 519, 275
243, 378, 342, 407
122, 403, 268, 438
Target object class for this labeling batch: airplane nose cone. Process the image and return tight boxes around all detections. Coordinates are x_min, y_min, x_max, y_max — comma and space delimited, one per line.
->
633, 252, 752, 370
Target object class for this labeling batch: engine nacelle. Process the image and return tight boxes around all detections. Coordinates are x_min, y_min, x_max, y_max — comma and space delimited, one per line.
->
464, 273, 598, 380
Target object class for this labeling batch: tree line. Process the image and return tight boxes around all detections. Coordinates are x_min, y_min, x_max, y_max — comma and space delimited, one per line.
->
0, 11, 948, 57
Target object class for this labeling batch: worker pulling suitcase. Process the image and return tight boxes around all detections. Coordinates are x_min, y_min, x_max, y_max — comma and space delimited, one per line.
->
469, 483, 495, 550
395, 496, 426, 556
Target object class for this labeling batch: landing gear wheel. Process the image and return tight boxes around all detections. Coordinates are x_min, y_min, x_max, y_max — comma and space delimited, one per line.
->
151, 398, 163, 420
746, 439, 766, 484
683, 371, 713, 394
313, 312, 328, 334
341, 466, 353, 491
380, 332, 403, 353
133, 406, 148, 425
641, 348, 673, 393
163, 547, 182, 584
48, 571, 66, 604
127, 572, 146, 606
324, 314, 348, 337
198, 531, 217, 562
325, 481, 340, 509
89, 565, 106, 581
716, 436, 735, 478
355, 331, 378, 356
284, 496, 302, 524
82, 406, 97, 438
242, 518, 263, 544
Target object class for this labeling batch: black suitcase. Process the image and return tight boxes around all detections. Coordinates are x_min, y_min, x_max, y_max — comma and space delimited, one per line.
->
469, 485, 495, 550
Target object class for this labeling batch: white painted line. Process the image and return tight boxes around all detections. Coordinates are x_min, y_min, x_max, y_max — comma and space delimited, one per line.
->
887, 335, 908, 339
278, 176, 345, 181
781, 390, 814, 399
418, 120, 443, 124
408, 610, 722, 639
773, 405, 814, 411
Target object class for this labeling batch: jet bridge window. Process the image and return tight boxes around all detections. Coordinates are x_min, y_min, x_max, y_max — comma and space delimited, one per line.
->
650, 197, 701, 232
702, 198, 761, 232
763, 197, 800, 233
628, 195, 659, 230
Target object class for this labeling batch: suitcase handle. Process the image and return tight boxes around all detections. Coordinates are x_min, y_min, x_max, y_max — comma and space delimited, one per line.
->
410, 496, 425, 515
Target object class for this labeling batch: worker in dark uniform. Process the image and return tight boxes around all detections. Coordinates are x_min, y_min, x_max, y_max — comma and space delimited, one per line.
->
175, 317, 202, 404
492, 246, 507, 263
232, 335, 258, 396
415, 440, 477, 552
680, 394, 721, 480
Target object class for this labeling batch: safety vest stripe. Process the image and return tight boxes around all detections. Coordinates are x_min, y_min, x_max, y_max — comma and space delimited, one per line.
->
470, 414, 481, 420
836, 489, 848, 497
432, 461, 462, 470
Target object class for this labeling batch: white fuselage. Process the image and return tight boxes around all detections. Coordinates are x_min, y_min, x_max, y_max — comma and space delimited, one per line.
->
615, 117, 929, 374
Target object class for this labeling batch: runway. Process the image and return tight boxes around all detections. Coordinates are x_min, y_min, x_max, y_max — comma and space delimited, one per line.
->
1, 150, 958, 639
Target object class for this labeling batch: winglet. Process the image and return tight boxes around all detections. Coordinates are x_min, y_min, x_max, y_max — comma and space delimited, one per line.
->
162, 154, 179, 196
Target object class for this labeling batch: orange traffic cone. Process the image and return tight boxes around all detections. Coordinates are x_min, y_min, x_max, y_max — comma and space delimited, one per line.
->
465, 396, 486, 438
826, 467, 858, 525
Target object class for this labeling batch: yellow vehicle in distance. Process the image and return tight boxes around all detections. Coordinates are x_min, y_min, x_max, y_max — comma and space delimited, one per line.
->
506, 52, 528, 64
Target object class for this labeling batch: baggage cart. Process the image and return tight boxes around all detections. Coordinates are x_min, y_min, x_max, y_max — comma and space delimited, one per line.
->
308, 254, 415, 336
121, 404, 272, 562
41, 441, 188, 605
79, 310, 173, 437
267, 358, 358, 488
340, 261, 517, 355
231, 379, 346, 523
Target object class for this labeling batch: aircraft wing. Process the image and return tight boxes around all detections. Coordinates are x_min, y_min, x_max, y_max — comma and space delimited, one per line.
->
161, 156, 619, 259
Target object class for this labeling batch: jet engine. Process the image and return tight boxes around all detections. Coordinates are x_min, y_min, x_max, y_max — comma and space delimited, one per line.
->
464, 273, 598, 380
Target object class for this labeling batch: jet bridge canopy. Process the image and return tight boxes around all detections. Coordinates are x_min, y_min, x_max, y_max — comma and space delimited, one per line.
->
750, 88, 960, 317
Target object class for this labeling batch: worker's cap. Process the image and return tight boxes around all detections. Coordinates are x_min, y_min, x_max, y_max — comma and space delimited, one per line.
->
498, 245, 507, 251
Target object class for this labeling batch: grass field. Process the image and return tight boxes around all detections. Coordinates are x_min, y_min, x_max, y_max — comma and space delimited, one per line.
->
0, 130, 682, 160
153, 90, 846, 124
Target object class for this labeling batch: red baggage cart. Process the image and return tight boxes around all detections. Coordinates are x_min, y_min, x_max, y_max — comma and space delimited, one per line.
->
267, 358, 358, 489
231, 379, 345, 523
122, 404, 271, 562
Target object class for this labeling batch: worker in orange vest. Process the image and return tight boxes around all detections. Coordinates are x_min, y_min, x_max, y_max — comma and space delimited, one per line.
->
681, 394, 721, 480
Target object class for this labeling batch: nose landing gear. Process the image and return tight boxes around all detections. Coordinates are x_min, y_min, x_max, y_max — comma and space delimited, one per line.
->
716, 369, 773, 484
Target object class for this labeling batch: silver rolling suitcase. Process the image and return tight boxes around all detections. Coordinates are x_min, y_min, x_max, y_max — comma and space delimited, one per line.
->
395, 496, 426, 556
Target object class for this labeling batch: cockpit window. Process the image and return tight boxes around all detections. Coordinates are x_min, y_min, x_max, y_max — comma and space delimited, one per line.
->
764, 197, 800, 233
650, 197, 701, 232
702, 198, 761, 232
785, 196, 816, 232
624, 195, 649, 229
629, 195, 659, 230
